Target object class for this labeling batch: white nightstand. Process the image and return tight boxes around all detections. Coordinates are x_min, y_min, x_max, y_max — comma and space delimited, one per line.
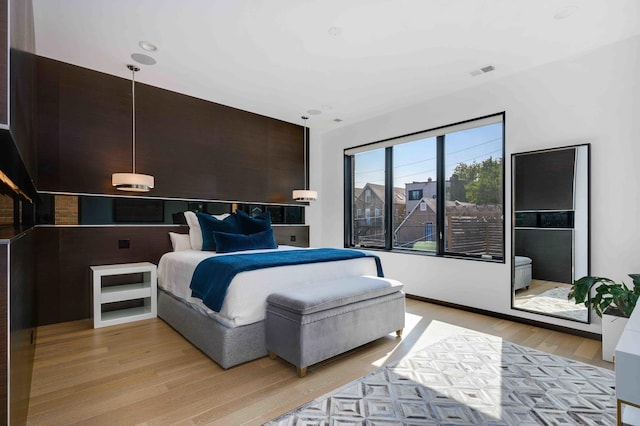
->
91, 262, 157, 328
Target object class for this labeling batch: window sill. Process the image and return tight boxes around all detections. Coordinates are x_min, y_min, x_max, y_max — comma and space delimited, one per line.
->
348, 245, 505, 264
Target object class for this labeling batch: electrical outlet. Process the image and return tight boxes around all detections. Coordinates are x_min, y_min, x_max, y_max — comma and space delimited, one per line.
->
290, 235, 296, 242
118, 239, 130, 249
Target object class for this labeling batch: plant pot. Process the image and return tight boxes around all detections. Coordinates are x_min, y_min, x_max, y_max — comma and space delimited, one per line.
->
602, 312, 629, 362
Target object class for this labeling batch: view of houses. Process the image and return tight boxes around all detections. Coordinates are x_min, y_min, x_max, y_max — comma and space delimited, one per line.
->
353, 178, 503, 257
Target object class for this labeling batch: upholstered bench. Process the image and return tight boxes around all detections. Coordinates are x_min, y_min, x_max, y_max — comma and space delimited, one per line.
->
265, 275, 405, 377
514, 256, 532, 290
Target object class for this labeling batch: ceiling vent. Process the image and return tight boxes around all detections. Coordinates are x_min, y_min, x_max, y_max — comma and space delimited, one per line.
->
470, 65, 495, 77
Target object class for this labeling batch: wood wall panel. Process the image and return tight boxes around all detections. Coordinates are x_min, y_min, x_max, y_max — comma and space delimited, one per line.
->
0, 243, 7, 424
33, 57, 59, 189
9, 229, 36, 425
35, 57, 306, 204
37, 226, 176, 325
58, 64, 131, 195
35, 227, 60, 324
0, 0, 7, 124
272, 225, 309, 248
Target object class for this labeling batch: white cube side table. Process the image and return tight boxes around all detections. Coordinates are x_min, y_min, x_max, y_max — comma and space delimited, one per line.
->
91, 262, 157, 328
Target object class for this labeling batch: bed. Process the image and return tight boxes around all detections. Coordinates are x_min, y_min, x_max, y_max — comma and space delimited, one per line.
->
157, 211, 382, 368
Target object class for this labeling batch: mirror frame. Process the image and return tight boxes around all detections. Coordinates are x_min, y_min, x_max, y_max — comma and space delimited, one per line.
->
511, 143, 591, 323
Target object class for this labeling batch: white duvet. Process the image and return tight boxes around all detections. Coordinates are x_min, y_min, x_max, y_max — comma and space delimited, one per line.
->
157, 246, 379, 327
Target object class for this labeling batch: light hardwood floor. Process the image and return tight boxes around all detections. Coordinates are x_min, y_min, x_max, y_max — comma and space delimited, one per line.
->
26, 298, 610, 425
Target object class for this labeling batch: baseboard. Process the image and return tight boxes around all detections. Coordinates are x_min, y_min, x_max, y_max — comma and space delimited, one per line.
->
406, 294, 601, 341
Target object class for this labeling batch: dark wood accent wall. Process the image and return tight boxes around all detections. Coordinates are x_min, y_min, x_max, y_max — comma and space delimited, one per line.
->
35, 57, 305, 204
272, 225, 309, 248
37, 226, 176, 325
9, 229, 36, 425
0, 243, 7, 424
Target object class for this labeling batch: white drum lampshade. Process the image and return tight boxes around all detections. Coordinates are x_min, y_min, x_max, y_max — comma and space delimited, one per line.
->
292, 189, 318, 202
112, 172, 155, 192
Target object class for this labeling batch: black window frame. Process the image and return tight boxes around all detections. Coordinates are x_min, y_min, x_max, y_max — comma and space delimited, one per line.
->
344, 112, 505, 262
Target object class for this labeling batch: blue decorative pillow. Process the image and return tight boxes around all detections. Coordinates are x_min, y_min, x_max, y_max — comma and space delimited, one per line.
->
212, 228, 277, 253
237, 210, 272, 234
197, 212, 242, 251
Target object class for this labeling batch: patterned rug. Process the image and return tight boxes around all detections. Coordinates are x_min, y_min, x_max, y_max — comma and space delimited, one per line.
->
517, 287, 588, 321
265, 333, 616, 425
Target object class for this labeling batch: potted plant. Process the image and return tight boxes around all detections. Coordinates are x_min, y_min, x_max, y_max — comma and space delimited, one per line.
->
569, 274, 640, 361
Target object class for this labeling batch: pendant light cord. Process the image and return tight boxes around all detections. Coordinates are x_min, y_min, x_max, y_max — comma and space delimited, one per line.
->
131, 66, 136, 174
302, 116, 308, 190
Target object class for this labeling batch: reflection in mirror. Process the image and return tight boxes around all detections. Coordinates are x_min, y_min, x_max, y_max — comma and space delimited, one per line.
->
32, 194, 305, 226
512, 144, 590, 322
0, 193, 14, 226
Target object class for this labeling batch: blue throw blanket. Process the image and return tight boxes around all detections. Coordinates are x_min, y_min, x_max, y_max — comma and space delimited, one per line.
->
190, 248, 383, 312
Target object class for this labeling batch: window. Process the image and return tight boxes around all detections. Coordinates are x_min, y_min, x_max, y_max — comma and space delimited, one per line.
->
408, 189, 423, 200
351, 149, 386, 248
393, 137, 437, 251
345, 113, 504, 261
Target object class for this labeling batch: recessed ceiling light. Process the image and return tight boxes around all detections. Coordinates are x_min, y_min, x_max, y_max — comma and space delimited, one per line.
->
138, 41, 158, 52
307, 109, 322, 115
131, 53, 157, 66
554, 6, 578, 20
328, 26, 342, 36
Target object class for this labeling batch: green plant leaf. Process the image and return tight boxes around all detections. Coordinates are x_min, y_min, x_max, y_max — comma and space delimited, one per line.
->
569, 275, 637, 318
629, 274, 640, 294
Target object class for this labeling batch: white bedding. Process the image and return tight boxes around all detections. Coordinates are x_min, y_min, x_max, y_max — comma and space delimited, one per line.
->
157, 246, 379, 327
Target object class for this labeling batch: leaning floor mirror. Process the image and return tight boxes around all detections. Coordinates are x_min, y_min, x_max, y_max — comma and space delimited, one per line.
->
512, 144, 590, 323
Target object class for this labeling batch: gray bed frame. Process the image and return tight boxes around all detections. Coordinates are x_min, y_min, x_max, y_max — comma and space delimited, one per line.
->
158, 289, 268, 368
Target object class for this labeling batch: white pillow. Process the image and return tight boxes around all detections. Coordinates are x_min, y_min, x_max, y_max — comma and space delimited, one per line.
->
183, 211, 230, 250
169, 232, 192, 251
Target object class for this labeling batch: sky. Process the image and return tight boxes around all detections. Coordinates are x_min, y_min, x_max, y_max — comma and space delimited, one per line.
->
353, 122, 503, 189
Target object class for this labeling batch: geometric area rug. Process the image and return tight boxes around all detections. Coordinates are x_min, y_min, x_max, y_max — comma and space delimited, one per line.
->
265, 333, 616, 425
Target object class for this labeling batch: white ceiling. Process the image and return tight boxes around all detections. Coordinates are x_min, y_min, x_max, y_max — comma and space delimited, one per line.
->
32, 0, 640, 130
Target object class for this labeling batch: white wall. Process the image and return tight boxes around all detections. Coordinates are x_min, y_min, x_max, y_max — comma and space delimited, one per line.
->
308, 34, 640, 334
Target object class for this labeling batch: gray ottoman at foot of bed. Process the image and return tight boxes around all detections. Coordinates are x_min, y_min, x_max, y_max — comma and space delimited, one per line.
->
265, 275, 405, 377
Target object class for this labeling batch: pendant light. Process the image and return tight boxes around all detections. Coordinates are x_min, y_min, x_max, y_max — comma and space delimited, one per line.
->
292, 116, 318, 202
112, 64, 154, 192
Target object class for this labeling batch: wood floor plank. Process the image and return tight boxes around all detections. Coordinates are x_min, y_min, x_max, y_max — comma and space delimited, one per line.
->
26, 299, 611, 425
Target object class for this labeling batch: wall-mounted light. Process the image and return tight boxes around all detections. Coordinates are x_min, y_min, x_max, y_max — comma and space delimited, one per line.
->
112, 65, 155, 192
292, 116, 317, 202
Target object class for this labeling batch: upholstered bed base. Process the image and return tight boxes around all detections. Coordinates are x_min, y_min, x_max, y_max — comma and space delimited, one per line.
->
157, 289, 267, 369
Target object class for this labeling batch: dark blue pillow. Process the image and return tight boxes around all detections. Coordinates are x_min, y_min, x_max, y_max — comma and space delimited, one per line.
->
212, 228, 277, 253
237, 210, 272, 234
197, 212, 242, 251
